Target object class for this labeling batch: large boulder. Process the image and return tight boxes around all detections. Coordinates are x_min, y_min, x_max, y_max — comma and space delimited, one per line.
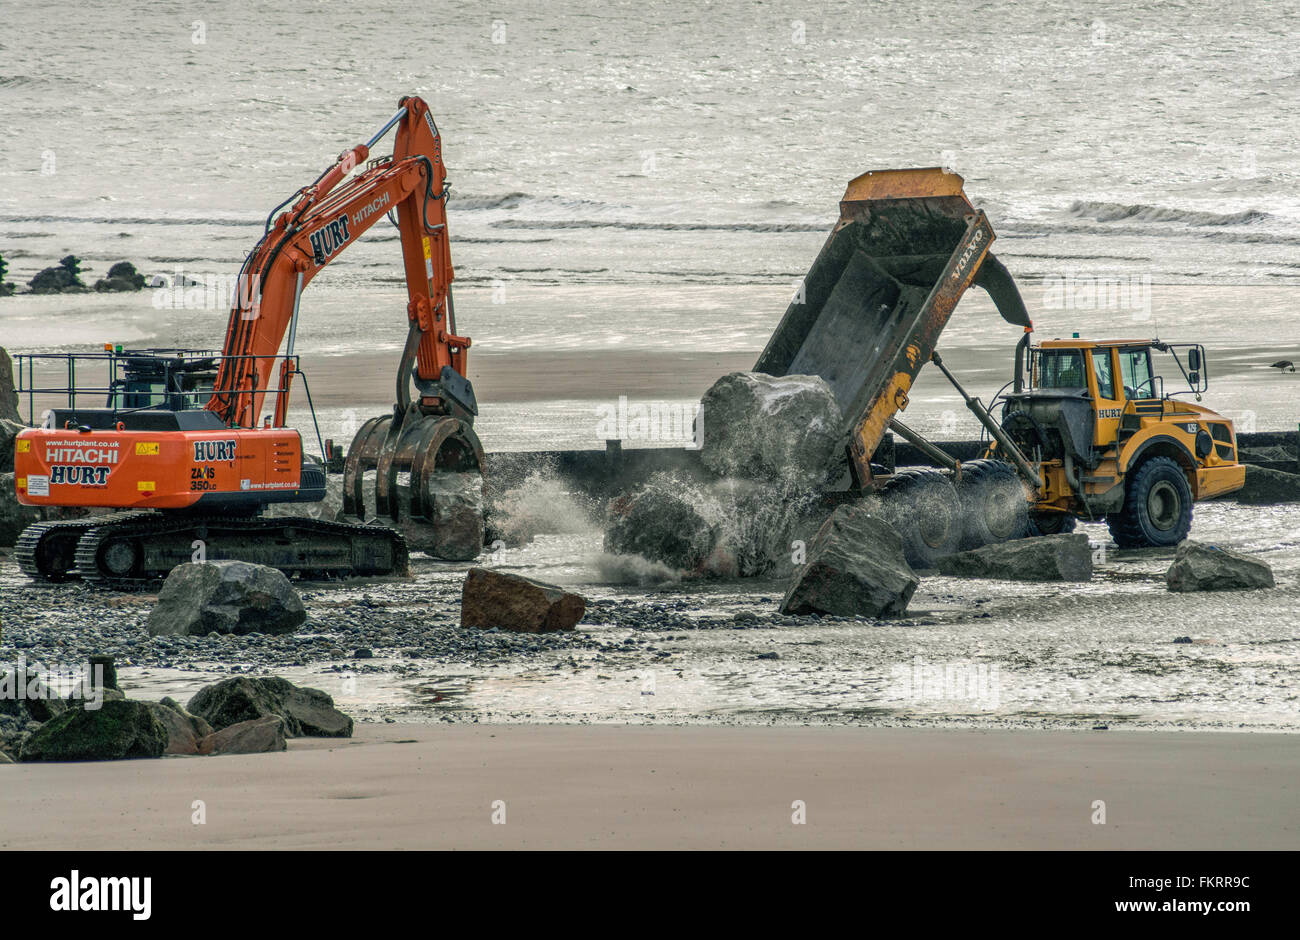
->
780, 503, 918, 618
196, 715, 287, 755
936, 533, 1093, 582
146, 561, 306, 637
604, 473, 821, 578
1237, 445, 1298, 473
18, 699, 168, 762
0, 471, 41, 547
92, 261, 147, 293
461, 567, 586, 633
187, 676, 353, 737
0, 347, 19, 423
1165, 541, 1275, 592
1233, 465, 1300, 505
28, 255, 86, 294
605, 478, 718, 573
698, 372, 844, 489
421, 471, 485, 561
361, 470, 484, 561
143, 699, 214, 756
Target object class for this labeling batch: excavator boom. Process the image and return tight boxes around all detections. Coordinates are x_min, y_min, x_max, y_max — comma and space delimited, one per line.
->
212, 96, 472, 429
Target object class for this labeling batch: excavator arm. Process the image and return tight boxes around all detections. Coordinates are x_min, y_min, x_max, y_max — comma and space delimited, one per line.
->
208, 96, 472, 429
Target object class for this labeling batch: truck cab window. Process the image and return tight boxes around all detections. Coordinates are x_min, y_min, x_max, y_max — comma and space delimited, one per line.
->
1093, 349, 1115, 399
1120, 347, 1155, 398
1036, 350, 1086, 389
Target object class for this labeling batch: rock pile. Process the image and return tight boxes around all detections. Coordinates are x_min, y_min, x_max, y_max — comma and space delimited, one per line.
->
92, 261, 147, 292
1, 670, 348, 763
187, 676, 354, 738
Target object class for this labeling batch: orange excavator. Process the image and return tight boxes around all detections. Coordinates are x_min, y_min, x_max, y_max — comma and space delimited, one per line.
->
13, 96, 485, 585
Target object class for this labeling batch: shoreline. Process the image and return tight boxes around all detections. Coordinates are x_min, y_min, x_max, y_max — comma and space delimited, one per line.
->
3, 723, 1295, 850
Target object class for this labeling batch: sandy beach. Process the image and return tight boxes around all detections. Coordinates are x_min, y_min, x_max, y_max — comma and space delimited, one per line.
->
2, 724, 1295, 850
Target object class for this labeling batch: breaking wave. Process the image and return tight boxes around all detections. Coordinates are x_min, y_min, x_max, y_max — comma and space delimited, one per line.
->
1066, 200, 1272, 227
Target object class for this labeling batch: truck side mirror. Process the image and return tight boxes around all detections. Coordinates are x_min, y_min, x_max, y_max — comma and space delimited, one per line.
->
1188, 370, 1200, 386
1188, 347, 1202, 371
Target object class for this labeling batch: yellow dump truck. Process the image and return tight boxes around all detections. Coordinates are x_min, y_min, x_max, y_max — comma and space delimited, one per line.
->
755, 168, 1245, 565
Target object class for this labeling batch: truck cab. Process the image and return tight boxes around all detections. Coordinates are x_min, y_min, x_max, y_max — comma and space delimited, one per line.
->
996, 337, 1244, 545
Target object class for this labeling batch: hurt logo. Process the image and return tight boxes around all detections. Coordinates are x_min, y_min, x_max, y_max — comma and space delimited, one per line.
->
309, 213, 351, 265
193, 440, 237, 462
50, 465, 111, 486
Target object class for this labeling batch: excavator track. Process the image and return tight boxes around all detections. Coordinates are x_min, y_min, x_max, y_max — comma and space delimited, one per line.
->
14, 517, 104, 582
67, 512, 409, 590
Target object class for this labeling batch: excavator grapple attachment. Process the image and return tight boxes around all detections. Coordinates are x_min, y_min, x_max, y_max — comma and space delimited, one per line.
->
342, 403, 486, 560
754, 167, 1030, 486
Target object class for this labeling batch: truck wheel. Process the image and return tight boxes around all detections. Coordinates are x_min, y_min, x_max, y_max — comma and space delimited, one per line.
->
880, 468, 963, 569
1028, 511, 1077, 536
957, 459, 1030, 549
1106, 456, 1193, 548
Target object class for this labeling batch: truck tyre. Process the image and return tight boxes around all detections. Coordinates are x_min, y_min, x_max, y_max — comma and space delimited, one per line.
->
957, 459, 1030, 549
880, 468, 963, 569
1106, 456, 1193, 548
1028, 511, 1077, 536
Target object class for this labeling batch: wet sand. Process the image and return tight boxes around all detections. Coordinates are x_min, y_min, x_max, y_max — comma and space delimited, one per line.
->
1, 724, 1295, 850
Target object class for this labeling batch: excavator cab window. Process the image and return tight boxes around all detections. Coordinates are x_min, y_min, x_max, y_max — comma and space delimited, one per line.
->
1035, 349, 1087, 390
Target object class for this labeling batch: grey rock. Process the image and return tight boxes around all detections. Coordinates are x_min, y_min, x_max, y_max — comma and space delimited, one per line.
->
0, 347, 19, 423
461, 567, 586, 633
187, 676, 353, 738
147, 561, 307, 637
936, 533, 1093, 582
0, 471, 41, 547
1165, 541, 1275, 592
605, 478, 717, 573
18, 699, 168, 762
196, 715, 287, 755
781, 504, 918, 618
143, 700, 213, 755
1233, 465, 1300, 505
0, 417, 23, 472
698, 372, 844, 489
422, 471, 485, 561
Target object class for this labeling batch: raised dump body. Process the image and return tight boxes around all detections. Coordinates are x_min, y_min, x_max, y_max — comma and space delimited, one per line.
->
753, 167, 1031, 486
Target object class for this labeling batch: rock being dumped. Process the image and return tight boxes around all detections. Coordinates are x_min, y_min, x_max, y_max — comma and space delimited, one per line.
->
698, 371, 844, 489
603, 372, 842, 579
